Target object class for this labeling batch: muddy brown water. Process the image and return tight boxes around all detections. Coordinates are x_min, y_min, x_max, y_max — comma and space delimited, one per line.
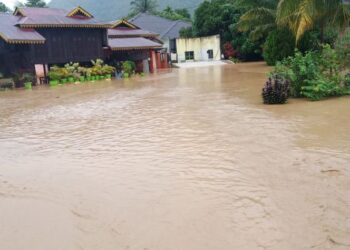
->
0, 62, 350, 250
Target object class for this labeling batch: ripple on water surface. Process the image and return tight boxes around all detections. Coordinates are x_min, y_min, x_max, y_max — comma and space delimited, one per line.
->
1, 63, 350, 250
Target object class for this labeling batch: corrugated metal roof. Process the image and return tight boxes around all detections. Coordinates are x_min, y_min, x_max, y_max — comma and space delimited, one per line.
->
15, 7, 109, 28
0, 13, 45, 44
129, 13, 191, 39
108, 37, 162, 50
108, 28, 158, 37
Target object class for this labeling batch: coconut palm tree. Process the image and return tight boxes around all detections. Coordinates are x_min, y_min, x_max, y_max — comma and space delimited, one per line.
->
237, 0, 279, 41
130, 0, 158, 14
277, 0, 350, 42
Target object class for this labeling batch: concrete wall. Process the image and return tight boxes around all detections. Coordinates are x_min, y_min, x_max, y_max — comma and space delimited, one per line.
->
162, 38, 170, 53
176, 35, 221, 62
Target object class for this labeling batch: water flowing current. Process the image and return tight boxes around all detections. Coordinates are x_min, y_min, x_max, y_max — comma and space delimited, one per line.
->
0, 63, 350, 250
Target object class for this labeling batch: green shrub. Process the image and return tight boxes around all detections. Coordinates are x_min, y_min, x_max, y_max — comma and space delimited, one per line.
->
12, 73, 35, 87
263, 28, 295, 66
271, 50, 319, 97
301, 76, 344, 101
122, 61, 136, 77
270, 45, 349, 101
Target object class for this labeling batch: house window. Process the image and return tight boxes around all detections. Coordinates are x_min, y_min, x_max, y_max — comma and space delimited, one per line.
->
185, 51, 194, 60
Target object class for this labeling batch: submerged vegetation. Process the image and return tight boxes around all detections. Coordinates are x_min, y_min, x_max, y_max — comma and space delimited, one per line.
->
48, 60, 116, 86
262, 75, 290, 104
269, 44, 350, 102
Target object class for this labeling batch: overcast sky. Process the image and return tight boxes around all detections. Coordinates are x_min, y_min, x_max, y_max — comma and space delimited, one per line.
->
2, 0, 49, 8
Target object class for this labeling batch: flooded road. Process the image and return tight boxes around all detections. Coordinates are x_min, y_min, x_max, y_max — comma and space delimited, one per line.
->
0, 62, 350, 250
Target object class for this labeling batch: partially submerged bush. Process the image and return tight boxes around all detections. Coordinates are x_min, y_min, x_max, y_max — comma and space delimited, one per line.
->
262, 75, 290, 104
301, 76, 344, 101
269, 45, 350, 101
272, 50, 319, 97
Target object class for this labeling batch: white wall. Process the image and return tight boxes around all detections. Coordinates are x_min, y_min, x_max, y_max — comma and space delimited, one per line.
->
176, 35, 221, 62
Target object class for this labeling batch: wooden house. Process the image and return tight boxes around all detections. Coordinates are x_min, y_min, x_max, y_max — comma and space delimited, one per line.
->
0, 6, 109, 84
0, 7, 167, 87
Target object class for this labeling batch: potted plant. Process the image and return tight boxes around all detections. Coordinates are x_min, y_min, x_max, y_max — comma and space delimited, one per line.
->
122, 61, 135, 79
48, 71, 60, 86
102, 64, 115, 80
22, 73, 34, 89
24, 82, 32, 89
68, 75, 74, 83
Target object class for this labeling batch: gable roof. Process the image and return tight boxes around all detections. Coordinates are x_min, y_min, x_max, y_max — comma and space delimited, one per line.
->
108, 19, 158, 38
129, 13, 191, 39
0, 13, 45, 44
66, 6, 93, 18
13, 7, 109, 28
110, 19, 139, 29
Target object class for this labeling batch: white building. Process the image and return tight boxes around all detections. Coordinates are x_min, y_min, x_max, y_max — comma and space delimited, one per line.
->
176, 35, 221, 62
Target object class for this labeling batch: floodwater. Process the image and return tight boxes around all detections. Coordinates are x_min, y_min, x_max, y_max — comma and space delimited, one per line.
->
0, 62, 350, 250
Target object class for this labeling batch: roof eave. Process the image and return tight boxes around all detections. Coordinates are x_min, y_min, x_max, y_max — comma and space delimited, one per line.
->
111, 46, 162, 51
18, 24, 110, 29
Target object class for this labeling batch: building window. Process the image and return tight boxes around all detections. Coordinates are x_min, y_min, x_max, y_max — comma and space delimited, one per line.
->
185, 51, 194, 60
207, 49, 214, 59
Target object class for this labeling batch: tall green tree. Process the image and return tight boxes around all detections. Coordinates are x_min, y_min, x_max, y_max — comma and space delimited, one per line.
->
277, 0, 350, 42
25, 0, 47, 7
130, 0, 157, 14
0, 2, 9, 12
236, 0, 278, 40
193, 0, 263, 60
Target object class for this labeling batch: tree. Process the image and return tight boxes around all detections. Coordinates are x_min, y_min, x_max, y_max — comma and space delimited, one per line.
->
25, 0, 47, 7
174, 8, 190, 19
277, 0, 350, 42
0, 2, 9, 12
193, 0, 263, 60
263, 28, 295, 65
236, 0, 278, 41
158, 6, 191, 21
130, 0, 157, 14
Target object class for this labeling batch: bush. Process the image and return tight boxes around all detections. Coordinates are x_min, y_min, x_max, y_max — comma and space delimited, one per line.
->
272, 50, 319, 97
270, 45, 349, 101
223, 42, 236, 59
262, 75, 290, 104
263, 28, 295, 66
122, 61, 136, 76
13, 73, 35, 87
48, 60, 115, 81
301, 76, 344, 101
